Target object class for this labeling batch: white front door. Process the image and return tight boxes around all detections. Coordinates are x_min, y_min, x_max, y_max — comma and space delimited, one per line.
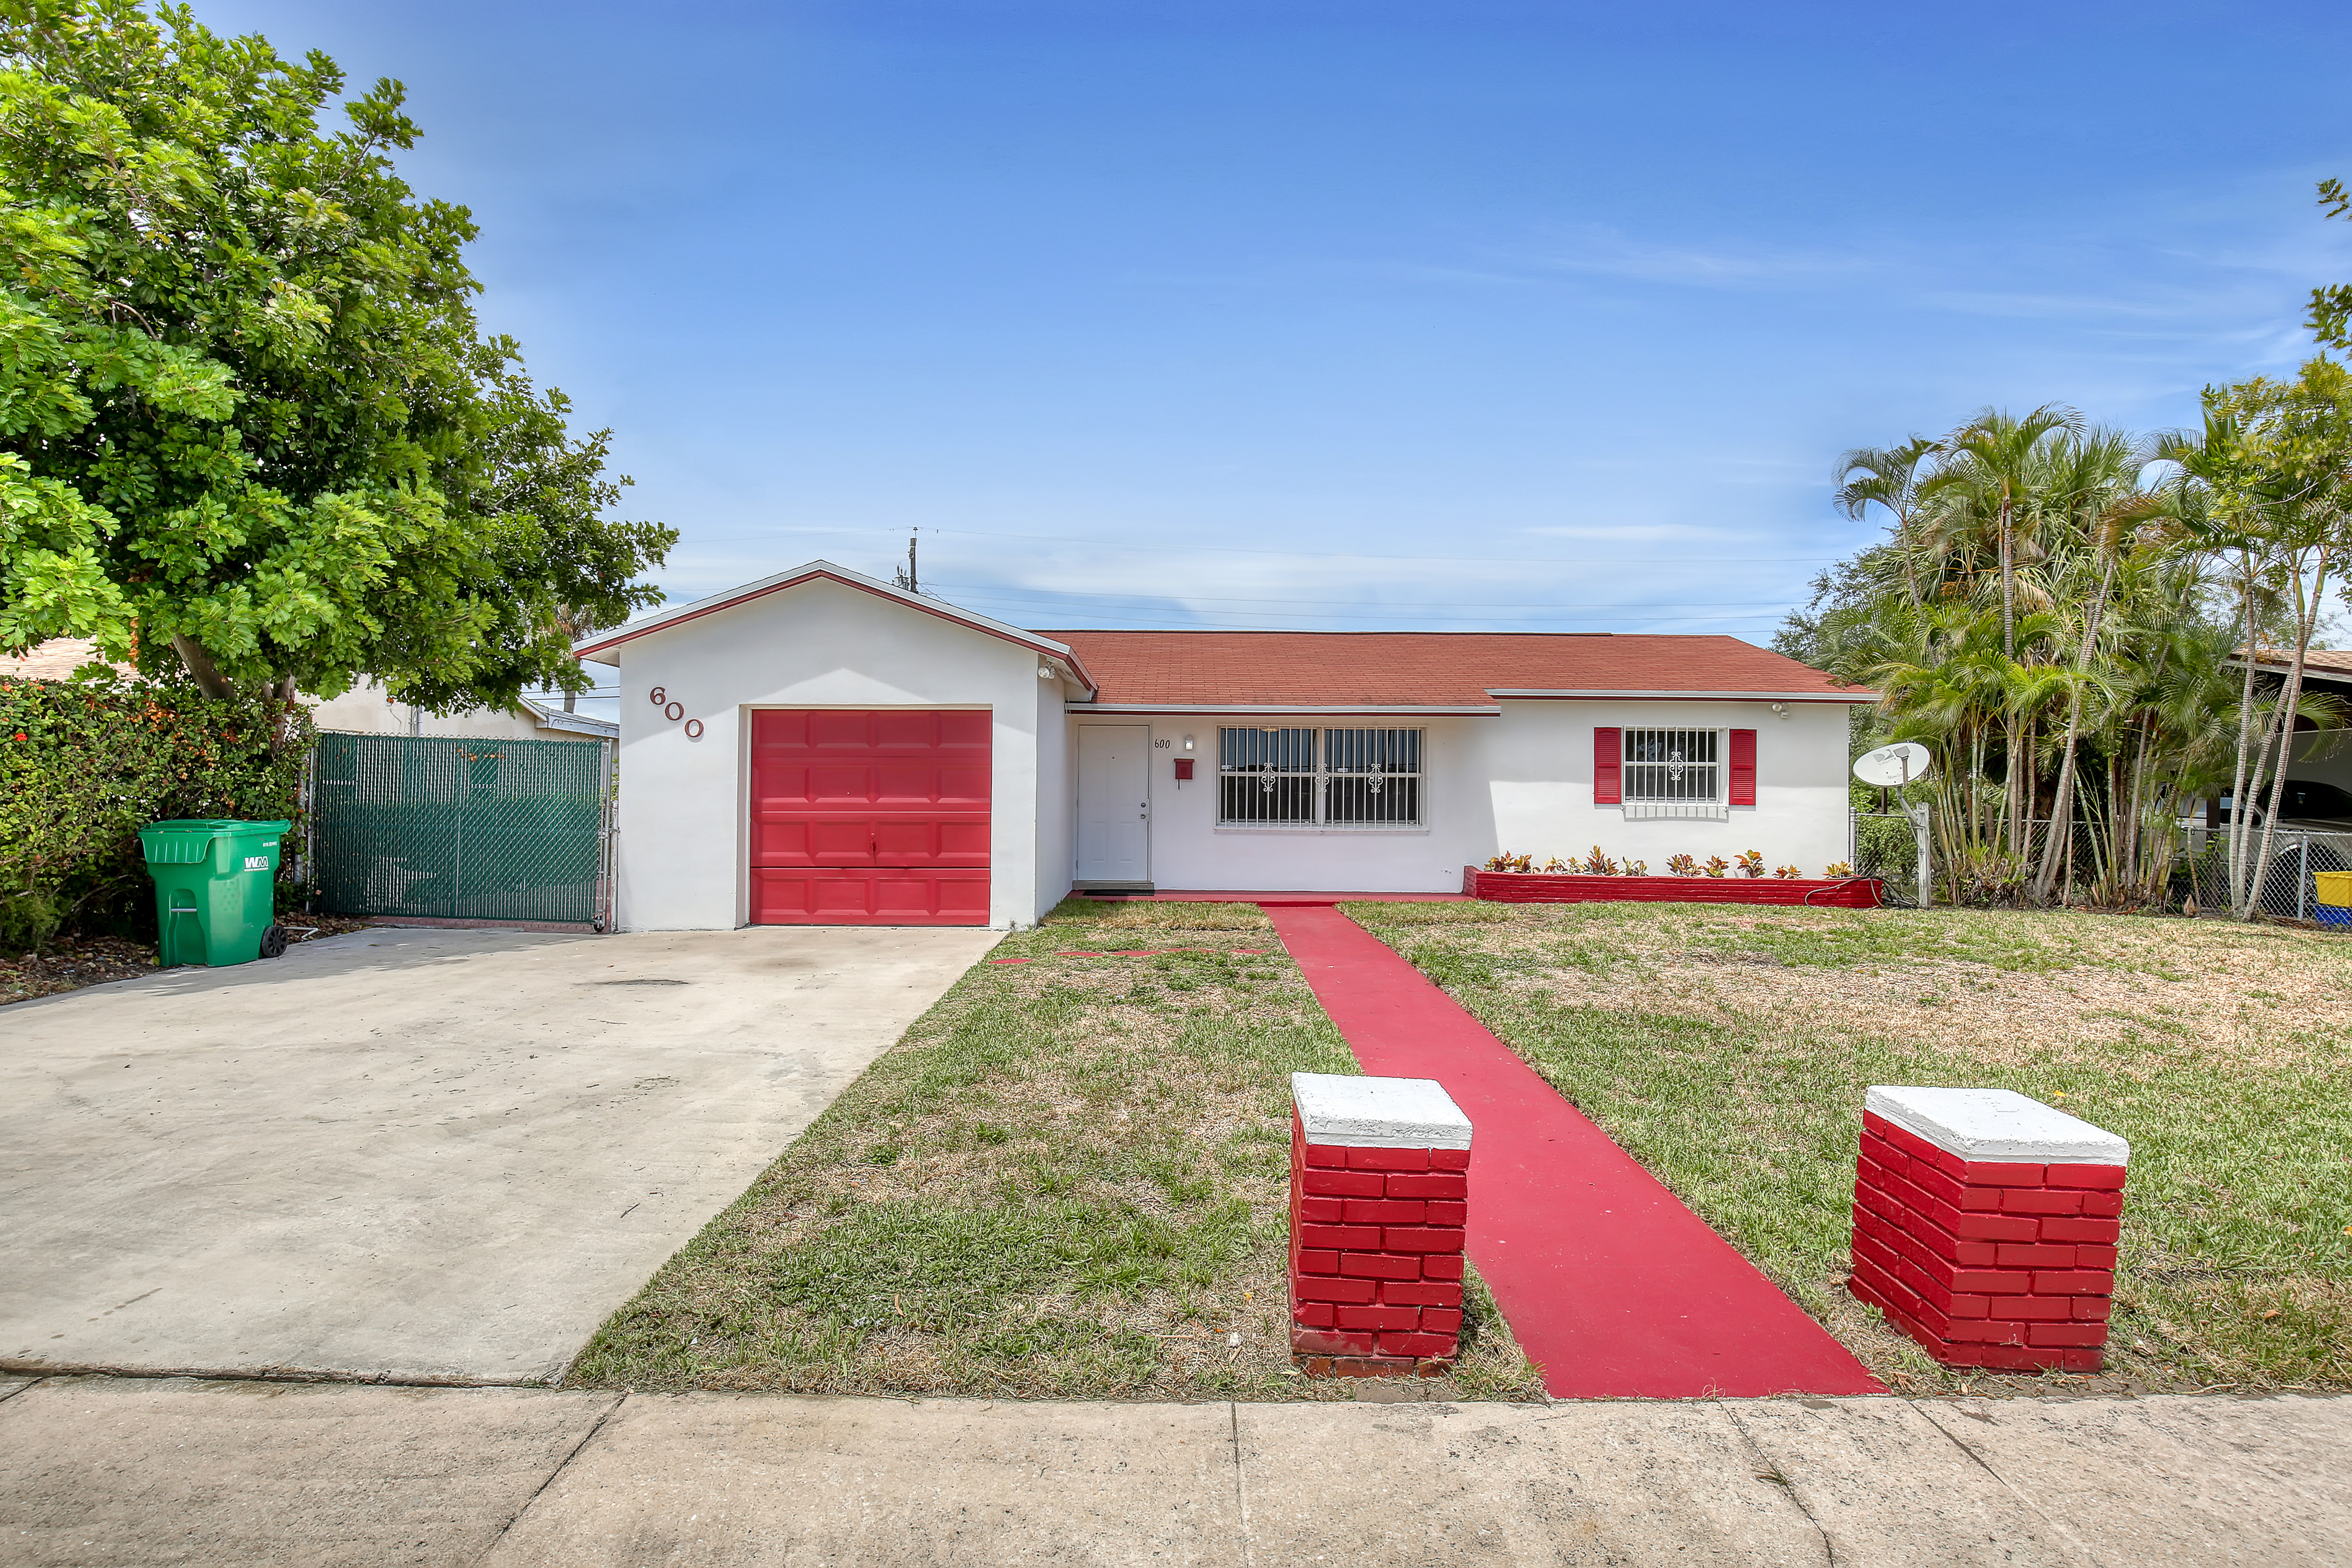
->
1077, 725, 1151, 883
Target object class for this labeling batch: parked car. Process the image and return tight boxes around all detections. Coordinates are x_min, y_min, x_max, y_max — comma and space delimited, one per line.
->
2218, 778, 2352, 831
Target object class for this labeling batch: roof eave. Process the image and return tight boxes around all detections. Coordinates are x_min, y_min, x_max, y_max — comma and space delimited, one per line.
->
1485, 687, 1880, 703
1066, 702, 1502, 716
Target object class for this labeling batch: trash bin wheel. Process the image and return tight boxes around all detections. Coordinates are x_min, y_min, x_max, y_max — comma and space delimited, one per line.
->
260, 925, 290, 959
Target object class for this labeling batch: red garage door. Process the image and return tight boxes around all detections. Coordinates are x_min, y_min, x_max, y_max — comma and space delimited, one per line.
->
748, 709, 991, 925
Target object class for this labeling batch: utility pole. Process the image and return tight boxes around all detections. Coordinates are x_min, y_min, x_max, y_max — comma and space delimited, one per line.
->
908, 531, 918, 595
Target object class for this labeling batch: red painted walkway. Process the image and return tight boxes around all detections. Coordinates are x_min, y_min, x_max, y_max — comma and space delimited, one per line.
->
1267, 905, 1882, 1399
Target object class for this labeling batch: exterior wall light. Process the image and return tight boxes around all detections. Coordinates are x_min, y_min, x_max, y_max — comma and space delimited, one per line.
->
1038, 662, 1056, 681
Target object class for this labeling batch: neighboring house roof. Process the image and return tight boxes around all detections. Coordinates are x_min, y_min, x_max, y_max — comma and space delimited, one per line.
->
573, 560, 1099, 693
520, 697, 618, 739
1044, 630, 1874, 713
2239, 647, 2352, 677
0, 637, 135, 681
3, 639, 614, 739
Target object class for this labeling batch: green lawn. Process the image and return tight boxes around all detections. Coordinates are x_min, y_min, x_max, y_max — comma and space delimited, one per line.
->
1346, 900, 2352, 1394
567, 898, 1541, 1401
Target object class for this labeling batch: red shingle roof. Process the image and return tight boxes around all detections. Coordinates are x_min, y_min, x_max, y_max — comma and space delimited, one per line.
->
1036, 631, 1870, 709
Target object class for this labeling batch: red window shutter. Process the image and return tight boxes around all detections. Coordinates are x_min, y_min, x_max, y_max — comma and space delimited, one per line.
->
1593, 727, 1622, 805
1728, 728, 1757, 806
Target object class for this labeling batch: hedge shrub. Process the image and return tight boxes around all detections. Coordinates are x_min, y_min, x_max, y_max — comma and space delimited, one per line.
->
0, 674, 314, 949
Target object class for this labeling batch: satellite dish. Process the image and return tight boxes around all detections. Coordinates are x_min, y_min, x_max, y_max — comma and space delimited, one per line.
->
1853, 742, 1933, 788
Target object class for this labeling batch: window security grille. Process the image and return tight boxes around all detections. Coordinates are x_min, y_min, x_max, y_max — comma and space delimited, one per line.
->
1219, 727, 1318, 824
1623, 728, 1726, 820
1219, 727, 1424, 826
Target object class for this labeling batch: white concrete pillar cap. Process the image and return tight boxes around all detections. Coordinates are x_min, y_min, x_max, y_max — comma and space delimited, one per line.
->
1293, 1072, 1472, 1150
1867, 1086, 2128, 1166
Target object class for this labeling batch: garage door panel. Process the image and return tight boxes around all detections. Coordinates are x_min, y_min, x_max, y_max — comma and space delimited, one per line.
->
937, 765, 991, 803
809, 821, 877, 863
750, 820, 814, 866
871, 710, 942, 747
749, 709, 991, 926
753, 764, 813, 803
937, 711, 991, 748
873, 763, 944, 802
750, 868, 989, 926
936, 821, 991, 862
752, 711, 810, 749
804, 765, 873, 802
807, 711, 876, 748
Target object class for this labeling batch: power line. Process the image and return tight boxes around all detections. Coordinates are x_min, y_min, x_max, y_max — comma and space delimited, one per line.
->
938, 595, 1784, 630
672, 522, 1847, 567
927, 580, 1801, 612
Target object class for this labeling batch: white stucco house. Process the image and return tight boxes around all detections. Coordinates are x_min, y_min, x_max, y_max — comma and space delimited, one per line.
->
576, 561, 1875, 930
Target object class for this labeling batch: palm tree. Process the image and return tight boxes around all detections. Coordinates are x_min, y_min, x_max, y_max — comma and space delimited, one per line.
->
547, 606, 598, 711
1832, 437, 1941, 607
2030, 433, 2167, 901
1922, 405, 2082, 660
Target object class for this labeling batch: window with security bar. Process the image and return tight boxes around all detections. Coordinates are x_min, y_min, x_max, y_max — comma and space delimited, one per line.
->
1218, 726, 1424, 826
1623, 728, 1723, 818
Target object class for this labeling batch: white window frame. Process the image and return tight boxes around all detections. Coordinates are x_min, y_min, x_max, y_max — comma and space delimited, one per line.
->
1621, 727, 1729, 821
1217, 725, 1426, 829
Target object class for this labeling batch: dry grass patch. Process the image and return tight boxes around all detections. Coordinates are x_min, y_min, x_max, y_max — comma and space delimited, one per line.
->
1040, 896, 1272, 930
568, 904, 1541, 1402
1346, 901, 2352, 1397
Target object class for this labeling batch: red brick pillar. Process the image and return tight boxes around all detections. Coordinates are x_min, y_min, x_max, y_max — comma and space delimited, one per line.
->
1288, 1071, 1473, 1377
1849, 1086, 2127, 1373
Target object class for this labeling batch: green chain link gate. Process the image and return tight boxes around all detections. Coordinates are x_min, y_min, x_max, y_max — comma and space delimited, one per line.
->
309, 732, 615, 926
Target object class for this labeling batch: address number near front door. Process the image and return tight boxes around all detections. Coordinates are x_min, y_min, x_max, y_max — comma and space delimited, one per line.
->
648, 686, 704, 740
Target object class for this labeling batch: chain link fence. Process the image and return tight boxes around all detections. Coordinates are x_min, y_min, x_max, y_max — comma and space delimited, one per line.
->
2177, 826, 2352, 925
309, 732, 615, 927
1849, 806, 2349, 923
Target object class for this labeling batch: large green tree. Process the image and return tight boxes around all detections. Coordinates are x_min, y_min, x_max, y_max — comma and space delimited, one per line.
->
0, 0, 672, 709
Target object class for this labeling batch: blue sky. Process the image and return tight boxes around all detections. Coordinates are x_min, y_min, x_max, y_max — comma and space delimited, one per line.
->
209, 0, 2352, 664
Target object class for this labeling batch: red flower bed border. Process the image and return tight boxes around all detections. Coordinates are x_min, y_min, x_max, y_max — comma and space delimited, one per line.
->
1461, 867, 1883, 908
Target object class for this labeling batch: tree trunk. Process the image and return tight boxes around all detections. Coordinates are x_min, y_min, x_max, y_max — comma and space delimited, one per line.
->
2226, 566, 2262, 915
2250, 546, 2332, 921
2035, 556, 2115, 901
170, 634, 236, 701
1999, 502, 2016, 661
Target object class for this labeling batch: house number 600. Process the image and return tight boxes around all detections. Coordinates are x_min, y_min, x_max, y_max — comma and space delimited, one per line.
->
647, 686, 703, 739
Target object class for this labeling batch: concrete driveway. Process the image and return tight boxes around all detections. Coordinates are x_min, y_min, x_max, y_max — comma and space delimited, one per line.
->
0, 924, 1001, 1382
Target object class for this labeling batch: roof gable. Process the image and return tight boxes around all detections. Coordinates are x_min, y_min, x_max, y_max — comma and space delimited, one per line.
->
574, 560, 1096, 690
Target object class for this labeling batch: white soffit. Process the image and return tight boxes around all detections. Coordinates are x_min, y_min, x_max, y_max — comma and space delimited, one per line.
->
1293, 1072, 1472, 1150
1867, 1086, 2128, 1166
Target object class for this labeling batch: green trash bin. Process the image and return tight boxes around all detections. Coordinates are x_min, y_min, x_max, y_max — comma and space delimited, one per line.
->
138, 819, 292, 967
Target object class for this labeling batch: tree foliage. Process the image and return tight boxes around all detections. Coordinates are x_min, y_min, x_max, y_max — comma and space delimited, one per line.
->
0, 0, 673, 707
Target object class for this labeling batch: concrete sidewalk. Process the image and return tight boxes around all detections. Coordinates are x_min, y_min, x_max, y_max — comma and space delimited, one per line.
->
2, 1376, 2343, 1566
